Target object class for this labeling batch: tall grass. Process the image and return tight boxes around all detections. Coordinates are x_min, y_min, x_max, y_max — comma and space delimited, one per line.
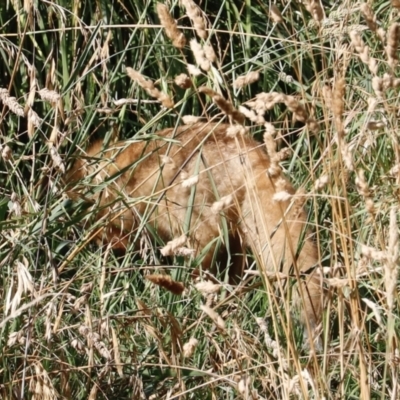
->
0, 0, 399, 399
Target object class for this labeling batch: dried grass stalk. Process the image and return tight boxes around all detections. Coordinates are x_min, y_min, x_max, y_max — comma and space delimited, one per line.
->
385, 207, 399, 311
226, 124, 247, 137
126, 67, 174, 108
182, 0, 208, 39
199, 87, 244, 124
146, 274, 185, 295
332, 77, 345, 120
156, 3, 186, 49
372, 76, 384, 98
181, 174, 199, 188
1, 144, 12, 161
386, 22, 400, 69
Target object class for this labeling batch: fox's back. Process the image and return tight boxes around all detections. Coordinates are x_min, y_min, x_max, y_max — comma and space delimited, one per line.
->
67, 122, 322, 333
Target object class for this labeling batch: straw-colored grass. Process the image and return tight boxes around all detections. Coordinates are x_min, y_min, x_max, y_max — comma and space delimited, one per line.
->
0, 0, 399, 399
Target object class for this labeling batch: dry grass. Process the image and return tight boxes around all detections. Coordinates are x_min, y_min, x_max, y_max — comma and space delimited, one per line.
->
0, 0, 399, 399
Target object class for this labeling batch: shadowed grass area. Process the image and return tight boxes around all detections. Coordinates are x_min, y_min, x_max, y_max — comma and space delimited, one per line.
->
0, 0, 399, 399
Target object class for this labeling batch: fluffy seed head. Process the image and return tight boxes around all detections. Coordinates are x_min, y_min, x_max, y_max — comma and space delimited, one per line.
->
233, 71, 260, 88
156, 3, 186, 49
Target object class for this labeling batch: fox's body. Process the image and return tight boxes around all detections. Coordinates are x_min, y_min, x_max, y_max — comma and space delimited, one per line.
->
67, 122, 322, 332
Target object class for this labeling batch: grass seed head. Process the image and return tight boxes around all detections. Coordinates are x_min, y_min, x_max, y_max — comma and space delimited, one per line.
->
182, 115, 202, 124
146, 274, 185, 295
332, 77, 345, 120
183, 337, 198, 357
156, 3, 186, 49
187, 63, 202, 76
38, 88, 61, 103
0, 88, 24, 117
203, 43, 216, 62
174, 73, 192, 88
160, 234, 188, 256
181, 174, 199, 188
233, 71, 260, 88
386, 22, 400, 69
182, 0, 208, 39
126, 67, 174, 108
269, 4, 283, 23
190, 39, 210, 71
372, 76, 384, 98
360, 3, 377, 32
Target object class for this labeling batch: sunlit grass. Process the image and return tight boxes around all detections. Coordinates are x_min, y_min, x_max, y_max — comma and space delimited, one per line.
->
0, 0, 399, 399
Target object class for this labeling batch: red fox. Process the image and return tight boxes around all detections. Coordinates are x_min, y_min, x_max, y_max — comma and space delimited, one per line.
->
66, 121, 323, 335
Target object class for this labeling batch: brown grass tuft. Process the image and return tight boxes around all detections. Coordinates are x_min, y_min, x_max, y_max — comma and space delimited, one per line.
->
146, 274, 185, 295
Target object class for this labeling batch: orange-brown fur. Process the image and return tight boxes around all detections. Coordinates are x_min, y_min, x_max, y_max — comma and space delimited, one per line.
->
66, 122, 323, 333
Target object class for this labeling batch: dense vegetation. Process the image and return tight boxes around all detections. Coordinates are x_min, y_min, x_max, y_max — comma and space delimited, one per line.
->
0, 0, 399, 398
